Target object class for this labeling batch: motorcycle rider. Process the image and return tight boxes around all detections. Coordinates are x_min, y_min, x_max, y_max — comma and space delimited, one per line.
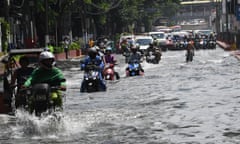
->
127, 44, 144, 72
11, 56, 34, 88
96, 44, 106, 65
209, 32, 216, 41
80, 47, 106, 92
23, 51, 66, 107
145, 42, 162, 63
11, 56, 34, 108
104, 47, 120, 80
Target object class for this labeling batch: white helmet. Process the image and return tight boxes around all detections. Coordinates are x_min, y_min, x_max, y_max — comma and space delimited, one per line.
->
39, 51, 55, 61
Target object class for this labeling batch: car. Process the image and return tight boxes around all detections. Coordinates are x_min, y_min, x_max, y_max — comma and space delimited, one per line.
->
135, 35, 153, 52
0, 48, 44, 114
193, 29, 213, 37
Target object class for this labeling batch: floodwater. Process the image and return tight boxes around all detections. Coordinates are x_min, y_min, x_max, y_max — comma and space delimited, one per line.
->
1, 47, 240, 144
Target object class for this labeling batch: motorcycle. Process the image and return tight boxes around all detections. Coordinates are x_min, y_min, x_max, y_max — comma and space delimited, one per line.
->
178, 40, 187, 50
207, 40, 216, 49
126, 61, 144, 76
200, 39, 208, 49
194, 39, 201, 50
81, 65, 105, 92
146, 50, 161, 64
103, 63, 115, 80
18, 79, 66, 116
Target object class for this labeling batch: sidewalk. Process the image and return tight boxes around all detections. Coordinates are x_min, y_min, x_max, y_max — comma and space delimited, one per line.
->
216, 41, 231, 51
230, 50, 240, 60
217, 40, 240, 60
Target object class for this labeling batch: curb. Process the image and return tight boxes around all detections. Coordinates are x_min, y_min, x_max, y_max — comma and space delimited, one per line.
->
216, 41, 230, 50
230, 50, 240, 61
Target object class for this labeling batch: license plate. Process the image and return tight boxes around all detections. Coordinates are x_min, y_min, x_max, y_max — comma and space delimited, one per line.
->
35, 94, 47, 101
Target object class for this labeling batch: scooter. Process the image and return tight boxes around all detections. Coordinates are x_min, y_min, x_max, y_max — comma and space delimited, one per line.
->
103, 63, 115, 80
146, 50, 161, 64
81, 65, 106, 93
126, 61, 144, 76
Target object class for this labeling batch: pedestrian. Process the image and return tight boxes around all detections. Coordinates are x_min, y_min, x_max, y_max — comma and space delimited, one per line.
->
88, 38, 94, 48
64, 37, 70, 59
10, 56, 34, 108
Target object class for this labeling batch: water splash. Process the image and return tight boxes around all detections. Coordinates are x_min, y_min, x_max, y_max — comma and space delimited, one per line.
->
14, 110, 65, 137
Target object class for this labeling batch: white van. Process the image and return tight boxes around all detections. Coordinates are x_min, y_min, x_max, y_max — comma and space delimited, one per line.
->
135, 35, 153, 51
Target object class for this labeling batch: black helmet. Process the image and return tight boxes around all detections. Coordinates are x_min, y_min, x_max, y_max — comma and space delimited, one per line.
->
88, 47, 97, 58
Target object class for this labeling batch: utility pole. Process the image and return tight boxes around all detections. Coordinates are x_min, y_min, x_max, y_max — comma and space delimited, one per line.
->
226, 0, 229, 33
5, 0, 10, 48
45, 0, 49, 46
226, 0, 230, 42
216, 0, 220, 34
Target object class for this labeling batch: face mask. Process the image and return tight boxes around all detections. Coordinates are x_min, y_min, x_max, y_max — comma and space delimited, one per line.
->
41, 59, 54, 69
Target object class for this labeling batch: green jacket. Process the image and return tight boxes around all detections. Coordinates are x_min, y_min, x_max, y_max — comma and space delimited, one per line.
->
24, 67, 66, 87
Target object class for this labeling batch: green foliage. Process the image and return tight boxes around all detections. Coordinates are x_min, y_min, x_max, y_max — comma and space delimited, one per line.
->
22, 0, 181, 47
53, 40, 82, 54
70, 42, 80, 50
84, 0, 92, 4
54, 46, 64, 54
0, 18, 10, 53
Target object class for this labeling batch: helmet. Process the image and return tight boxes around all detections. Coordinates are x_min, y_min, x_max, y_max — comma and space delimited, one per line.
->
106, 47, 112, 51
39, 51, 55, 62
88, 47, 98, 58
88, 47, 97, 54
39, 51, 55, 69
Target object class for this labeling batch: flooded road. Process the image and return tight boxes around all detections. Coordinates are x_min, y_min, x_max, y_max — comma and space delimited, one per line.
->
1, 47, 240, 144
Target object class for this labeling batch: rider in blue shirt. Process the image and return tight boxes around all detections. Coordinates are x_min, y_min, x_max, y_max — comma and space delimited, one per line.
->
80, 47, 106, 92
